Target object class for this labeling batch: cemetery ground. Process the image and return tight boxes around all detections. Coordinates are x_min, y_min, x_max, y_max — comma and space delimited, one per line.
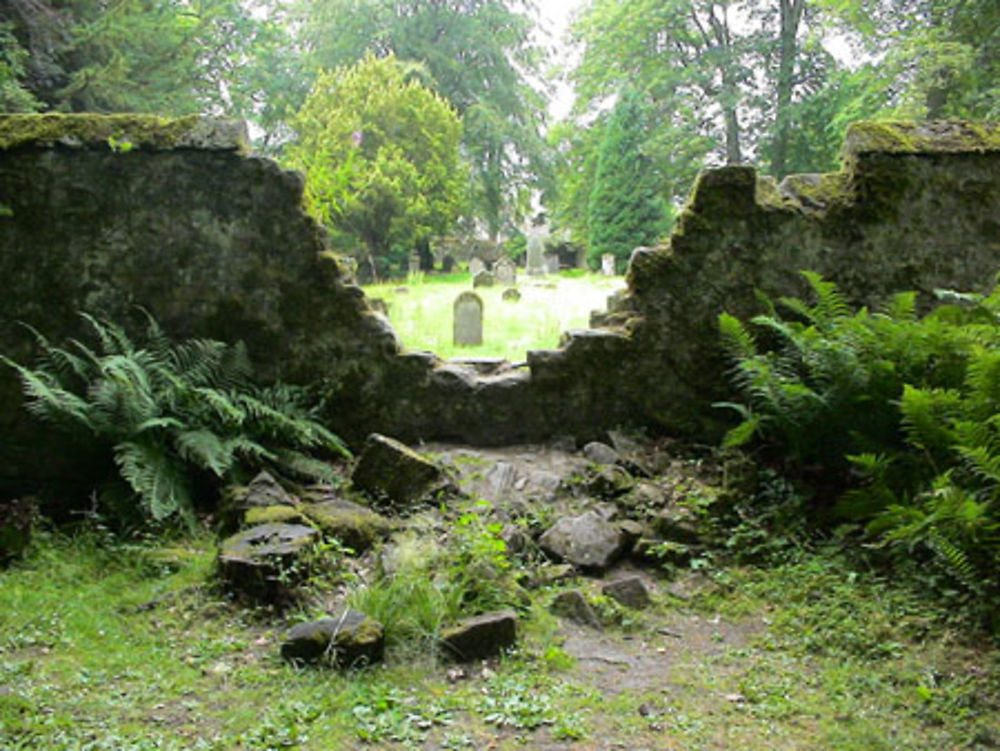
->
362, 271, 625, 361
3, 440, 999, 751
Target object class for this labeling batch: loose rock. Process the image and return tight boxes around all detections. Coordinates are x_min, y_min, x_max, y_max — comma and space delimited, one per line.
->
602, 575, 652, 610
550, 589, 603, 629
351, 433, 448, 508
281, 610, 385, 668
539, 510, 630, 571
301, 496, 392, 552
440, 610, 518, 661
583, 441, 620, 465
217, 523, 319, 603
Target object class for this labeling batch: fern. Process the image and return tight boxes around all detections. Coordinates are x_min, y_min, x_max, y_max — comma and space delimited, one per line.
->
3, 311, 351, 528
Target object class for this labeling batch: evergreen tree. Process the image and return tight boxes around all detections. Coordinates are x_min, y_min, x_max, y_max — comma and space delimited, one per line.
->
587, 91, 668, 273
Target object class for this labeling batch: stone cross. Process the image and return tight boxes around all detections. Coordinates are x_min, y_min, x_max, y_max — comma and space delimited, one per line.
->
601, 253, 616, 277
494, 257, 516, 286
453, 291, 484, 346
469, 257, 486, 276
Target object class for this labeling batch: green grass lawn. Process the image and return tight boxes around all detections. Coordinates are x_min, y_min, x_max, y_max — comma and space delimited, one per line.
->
362, 271, 626, 361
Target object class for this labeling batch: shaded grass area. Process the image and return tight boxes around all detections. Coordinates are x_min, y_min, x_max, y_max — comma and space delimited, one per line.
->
1, 532, 998, 749
363, 271, 626, 361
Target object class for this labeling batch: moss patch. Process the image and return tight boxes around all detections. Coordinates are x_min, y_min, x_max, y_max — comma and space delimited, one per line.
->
844, 120, 1000, 159
0, 114, 246, 151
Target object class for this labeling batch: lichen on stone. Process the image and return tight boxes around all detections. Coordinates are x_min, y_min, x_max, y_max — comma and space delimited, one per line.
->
0, 113, 247, 152
843, 120, 1000, 160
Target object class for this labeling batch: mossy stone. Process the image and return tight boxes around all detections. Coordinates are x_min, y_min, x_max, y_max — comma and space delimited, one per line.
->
280, 609, 385, 668
300, 497, 392, 552
244, 505, 305, 526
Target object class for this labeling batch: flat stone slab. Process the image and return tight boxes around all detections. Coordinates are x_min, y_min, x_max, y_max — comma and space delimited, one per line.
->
440, 610, 518, 661
281, 609, 385, 668
539, 510, 630, 571
551, 589, 603, 629
217, 523, 319, 603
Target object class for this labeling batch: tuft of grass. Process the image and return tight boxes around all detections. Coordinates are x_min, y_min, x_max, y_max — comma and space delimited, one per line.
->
363, 272, 625, 360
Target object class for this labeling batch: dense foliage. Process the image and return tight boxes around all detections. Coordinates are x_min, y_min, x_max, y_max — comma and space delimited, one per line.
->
286, 53, 464, 280
586, 90, 669, 272
718, 273, 1000, 617
2, 313, 347, 528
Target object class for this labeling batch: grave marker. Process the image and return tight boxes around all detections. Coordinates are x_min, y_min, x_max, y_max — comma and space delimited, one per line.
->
469, 257, 486, 276
495, 257, 516, 286
453, 291, 484, 346
601, 253, 616, 277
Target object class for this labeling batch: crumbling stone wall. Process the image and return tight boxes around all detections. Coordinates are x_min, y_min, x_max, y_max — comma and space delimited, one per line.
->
2, 115, 999, 499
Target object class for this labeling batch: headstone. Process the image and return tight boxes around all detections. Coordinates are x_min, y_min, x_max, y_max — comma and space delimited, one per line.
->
502, 287, 521, 302
442, 254, 455, 272
495, 257, 516, 286
469, 256, 486, 276
408, 253, 420, 276
544, 254, 560, 274
601, 253, 616, 277
526, 225, 548, 276
453, 291, 484, 346
472, 270, 495, 288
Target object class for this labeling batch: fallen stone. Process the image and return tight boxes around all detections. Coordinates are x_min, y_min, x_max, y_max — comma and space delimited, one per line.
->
217, 523, 319, 603
550, 589, 603, 629
518, 563, 576, 590
586, 465, 636, 499
618, 481, 670, 514
220, 471, 297, 532
653, 505, 702, 545
602, 575, 652, 610
281, 610, 385, 668
583, 441, 620, 465
351, 433, 448, 508
300, 497, 392, 552
440, 610, 518, 661
539, 510, 630, 571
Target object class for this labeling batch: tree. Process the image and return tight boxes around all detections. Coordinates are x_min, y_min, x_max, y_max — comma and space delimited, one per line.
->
0, 21, 39, 111
587, 90, 669, 273
286, 53, 464, 280
294, 0, 549, 241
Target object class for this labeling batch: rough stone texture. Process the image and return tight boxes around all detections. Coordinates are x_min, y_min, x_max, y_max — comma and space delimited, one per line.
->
280, 610, 385, 668
217, 523, 319, 603
539, 510, 630, 571
440, 610, 518, 661
350, 433, 447, 508
653, 505, 702, 545
244, 505, 305, 527
550, 589, 603, 629
300, 496, 392, 551
0, 114, 399, 499
5, 117, 1000, 502
219, 472, 298, 534
602, 575, 652, 610
583, 442, 620, 465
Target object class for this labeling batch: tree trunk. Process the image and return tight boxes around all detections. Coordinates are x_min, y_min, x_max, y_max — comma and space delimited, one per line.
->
772, 0, 805, 178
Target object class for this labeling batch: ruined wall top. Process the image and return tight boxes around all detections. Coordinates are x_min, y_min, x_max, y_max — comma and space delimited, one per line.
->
0, 114, 248, 152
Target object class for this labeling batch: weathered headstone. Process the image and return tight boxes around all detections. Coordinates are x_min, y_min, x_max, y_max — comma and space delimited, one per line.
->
601, 253, 616, 277
453, 291, 484, 346
495, 257, 516, 286
502, 287, 521, 302
544, 254, 560, 274
469, 256, 486, 276
526, 225, 547, 276
408, 253, 420, 276
472, 270, 495, 288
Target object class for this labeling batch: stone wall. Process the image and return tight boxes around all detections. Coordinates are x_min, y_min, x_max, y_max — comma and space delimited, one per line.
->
2, 115, 1000, 499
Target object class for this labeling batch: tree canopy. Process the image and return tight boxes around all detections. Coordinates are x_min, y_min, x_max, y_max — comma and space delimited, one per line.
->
286, 53, 464, 280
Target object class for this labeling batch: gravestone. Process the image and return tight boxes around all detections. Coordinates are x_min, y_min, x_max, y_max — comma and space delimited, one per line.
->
453, 291, 484, 346
544, 254, 560, 274
495, 257, 516, 286
473, 270, 495, 288
502, 287, 521, 302
469, 257, 486, 276
601, 253, 616, 277
526, 225, 547, 276
408, 253, 420, 276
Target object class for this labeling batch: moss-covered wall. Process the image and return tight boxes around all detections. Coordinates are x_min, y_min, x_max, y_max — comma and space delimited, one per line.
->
2, 116, 999, 501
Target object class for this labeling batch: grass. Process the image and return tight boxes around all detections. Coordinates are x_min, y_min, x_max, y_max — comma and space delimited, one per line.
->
3, 528, 999, 749
362, 270, 626, 361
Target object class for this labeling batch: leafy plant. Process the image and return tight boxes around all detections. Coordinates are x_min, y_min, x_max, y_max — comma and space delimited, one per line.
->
717, 273, 1000, 612
2, 312, 349, 527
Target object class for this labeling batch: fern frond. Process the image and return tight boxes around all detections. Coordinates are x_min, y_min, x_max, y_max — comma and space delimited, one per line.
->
883, 291, 917, 322
800, 270, 850, 325
718, 312, 757, 361
273, 448, 338, 483
1, 356, 94, 430
114, 440, 192, 522
174, 429, 233, 477
192, 386, 246, 425
899, 385, 961, 454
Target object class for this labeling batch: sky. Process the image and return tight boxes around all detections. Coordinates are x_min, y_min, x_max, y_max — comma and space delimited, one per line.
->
534, 0, 585, 120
